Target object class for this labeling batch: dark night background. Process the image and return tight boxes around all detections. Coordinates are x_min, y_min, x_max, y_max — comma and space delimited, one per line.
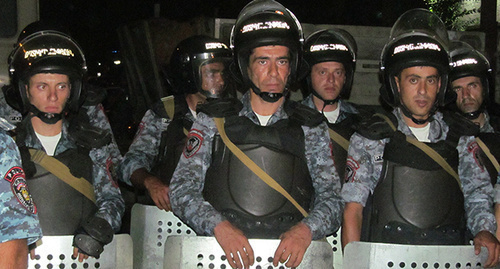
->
39, 0, 427, 74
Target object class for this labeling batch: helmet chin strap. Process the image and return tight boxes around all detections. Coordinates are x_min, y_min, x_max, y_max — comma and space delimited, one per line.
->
400, 104, 435, 125
248, 80, 287, 103
462, 110, 482, 120
29, 105, 63, 124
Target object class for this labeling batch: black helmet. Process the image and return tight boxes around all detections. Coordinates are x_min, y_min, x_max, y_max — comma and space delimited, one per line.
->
448, 40, 491, 119
8, 30, 87, 119
230, 0, 303, 102
380, 8, 451, 109
168, 35, 232, 98
304, 28, 357, 101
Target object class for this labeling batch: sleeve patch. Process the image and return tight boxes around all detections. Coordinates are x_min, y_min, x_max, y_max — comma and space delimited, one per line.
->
183, 129, 204, 159
5, 166, 37, 214
468, 141, 485, 171
345, 157, 360, 183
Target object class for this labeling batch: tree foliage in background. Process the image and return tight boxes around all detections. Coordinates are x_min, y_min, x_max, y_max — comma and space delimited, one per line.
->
424, 0, 478, 30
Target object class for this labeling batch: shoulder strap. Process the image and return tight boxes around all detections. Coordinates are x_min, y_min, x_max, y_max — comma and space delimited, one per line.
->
161, 95, 176, 120
475, 137, 500, 173
329, 128, 349, 151
213, 117, 308, 217
29, 149, 96, 204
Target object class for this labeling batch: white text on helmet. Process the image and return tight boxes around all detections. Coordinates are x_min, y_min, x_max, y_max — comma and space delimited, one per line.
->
205, 42, 228, 50
393, 42, 441, 54
24, 48, 75, 59
452, 58, 478, 67
309, 44, 348, 52
241, 21, 290, 34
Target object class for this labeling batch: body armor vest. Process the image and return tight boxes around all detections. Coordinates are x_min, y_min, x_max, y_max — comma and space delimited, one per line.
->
203, 115, 314, 239
150, 97, 192, 185
365, 131, 465, 245
476, 132, 500, 184
328, 115, 357, 182
26, 147, 97, 235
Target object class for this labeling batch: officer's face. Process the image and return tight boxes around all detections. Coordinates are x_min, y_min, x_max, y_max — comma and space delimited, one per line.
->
451, 76, 484, 114
247, 45, 290, 94
395, 66, 440, 120
200, 61, 225, 96
310, 61, 346, 101
27, 73, 71, 114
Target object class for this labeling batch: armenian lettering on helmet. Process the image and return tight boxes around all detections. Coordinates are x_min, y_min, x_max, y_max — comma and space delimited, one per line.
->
241, 21, 290, 34
393, 42, 441, 54
24, 48, 75, 59
452, 58, 478, 67
205, 42, 229, 50
309, 43, 349, 53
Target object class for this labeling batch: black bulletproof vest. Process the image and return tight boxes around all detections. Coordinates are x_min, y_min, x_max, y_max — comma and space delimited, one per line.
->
365, 131, 465, 245
476, 132, 500, 185
203, 115, 314, 239
26, 147, 97, 235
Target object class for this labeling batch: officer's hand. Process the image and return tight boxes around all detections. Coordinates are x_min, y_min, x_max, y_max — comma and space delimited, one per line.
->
473, 230, 500, 268
144, 176, 171, 211
72, 247, 89, 262
273, 222, 312, 268
214, 220, 254, 269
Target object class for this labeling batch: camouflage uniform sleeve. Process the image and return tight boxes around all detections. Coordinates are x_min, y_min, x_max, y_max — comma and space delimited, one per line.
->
300, 122, 344, 240
341, 132, 387, 206
169, 113, 225, 235
0, 132, 42, 244
495, 179, 500, 204
85, 104, 123, 170
89, 143, 125, 232
458, 135, 496, 236
119, 110, 169, 185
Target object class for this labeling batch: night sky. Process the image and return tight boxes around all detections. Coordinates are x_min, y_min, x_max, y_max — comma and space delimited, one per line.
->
39, 0, 426, 73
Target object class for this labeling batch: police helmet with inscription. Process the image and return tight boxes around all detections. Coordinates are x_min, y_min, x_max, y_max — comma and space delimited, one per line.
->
380, 8, 450, 111
304, 28, 357, 102
448, 40, 491, 119
8, 30, 87, 121
230, 0, 304, 102
168, 35, 232, 98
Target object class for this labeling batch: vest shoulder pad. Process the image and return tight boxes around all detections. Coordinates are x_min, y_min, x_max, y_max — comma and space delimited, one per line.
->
152, 95, 188, 120
197, 98, 243, 117
442, 110, 479, 137
69, 120, 112, 150
355, 112, 397, 140
285, 100, 324, 127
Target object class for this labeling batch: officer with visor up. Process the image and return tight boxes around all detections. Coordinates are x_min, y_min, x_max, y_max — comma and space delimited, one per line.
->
119, 35, 232, 211
447, 40, 500, 239
169, 0, 344, 268
341, 8, 500, 268
301, 28, 369, 181
8, 30, 125, 262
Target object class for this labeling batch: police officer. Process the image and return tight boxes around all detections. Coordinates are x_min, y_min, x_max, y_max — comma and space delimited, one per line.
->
8, 30, 124, 261
119, 35, 231, 211
169, 1, 343, 268
0, 120, 42, 268
301, 28, 368, 181
447, 41, 500, 239
1, 21, 123, 178
341, 9, 500, 267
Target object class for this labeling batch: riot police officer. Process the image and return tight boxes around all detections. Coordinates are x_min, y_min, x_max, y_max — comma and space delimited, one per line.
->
119, 35, 232, 211
447, 40, 500, 239
169, 0, 343, 268
301, 28, 368, 181
8, 29, 124, 262
340, 8, 500, 268
0, 120, 41, 268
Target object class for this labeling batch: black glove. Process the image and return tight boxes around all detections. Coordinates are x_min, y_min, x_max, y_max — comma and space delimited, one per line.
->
73, 216, 114, 258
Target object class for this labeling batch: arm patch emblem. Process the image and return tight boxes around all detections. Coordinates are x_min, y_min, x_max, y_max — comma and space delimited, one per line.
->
4, 166, 37, 214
